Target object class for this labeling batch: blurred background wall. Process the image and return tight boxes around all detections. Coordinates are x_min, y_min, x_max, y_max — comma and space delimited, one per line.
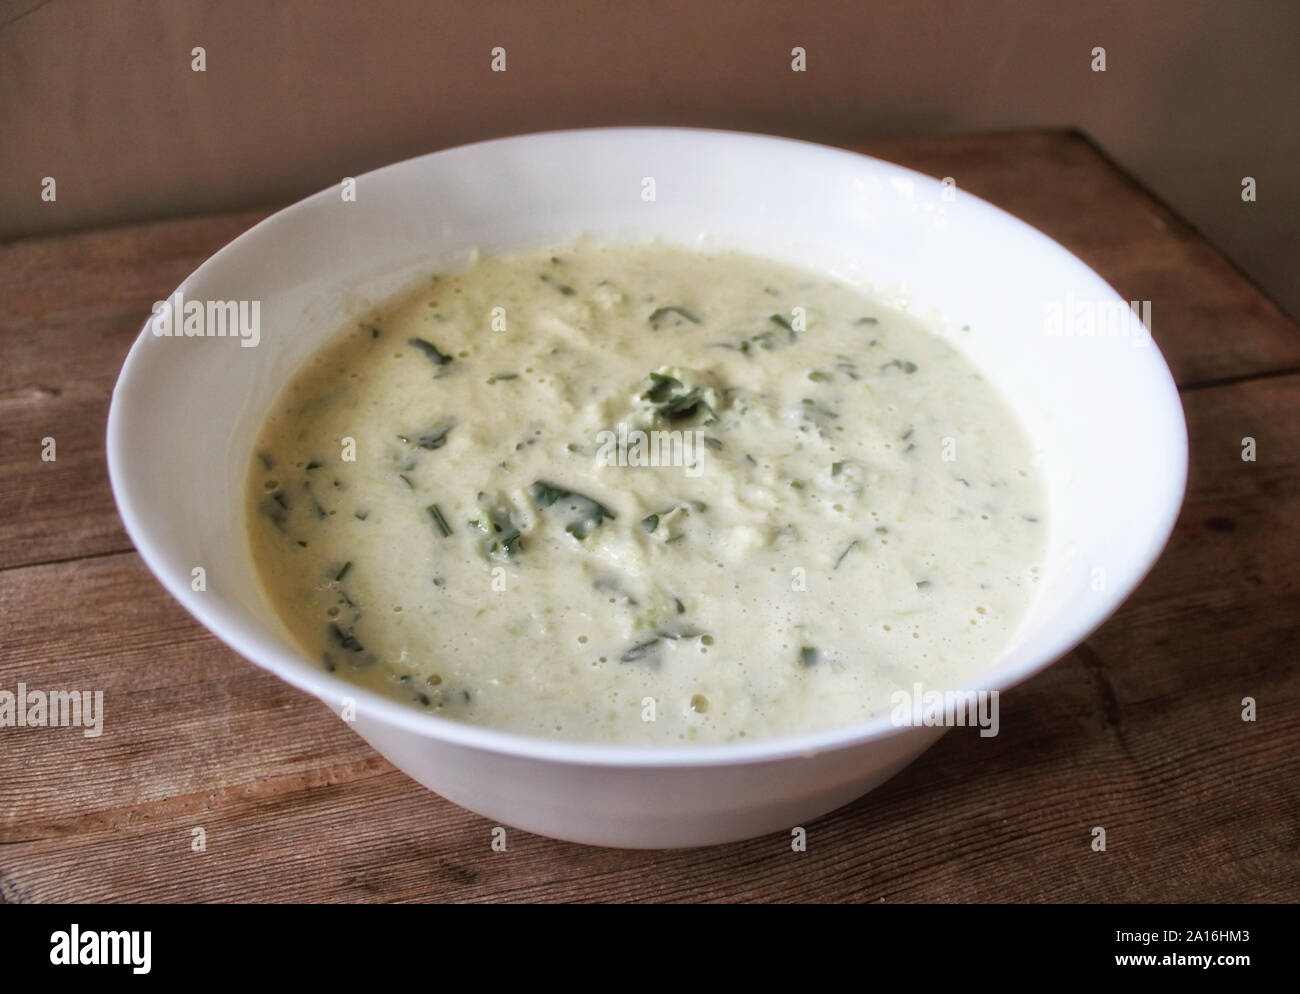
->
2, 0, 1296, 315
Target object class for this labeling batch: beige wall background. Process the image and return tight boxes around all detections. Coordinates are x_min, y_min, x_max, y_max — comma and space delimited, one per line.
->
2, 0, 1296, 315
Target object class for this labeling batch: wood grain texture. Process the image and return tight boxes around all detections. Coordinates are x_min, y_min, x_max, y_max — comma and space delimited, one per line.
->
0, 208, 275, 572
1, 130, 1296, 903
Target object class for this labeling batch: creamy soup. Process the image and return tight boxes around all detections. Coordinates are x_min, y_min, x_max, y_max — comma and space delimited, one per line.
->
247, 240, 1045, 745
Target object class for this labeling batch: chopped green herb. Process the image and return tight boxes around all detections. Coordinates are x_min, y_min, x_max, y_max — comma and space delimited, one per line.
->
539, 272, 576, 295
334, 561, 352, 582
470, 494, 524, 560
639, 371, 720, 424
660, 389, 705, 421
415, 425, 454, 450
408, 337, 453, 365
619, 627, 705, 664
531, 480, 616, 540
648, 305, 700, 326
711, 329, 782, 356
834, 540, 859, 570
881, 359, 918, 374
620, 638, 661, 663
799, 397, 839, 420
328, 622, 364, 653
427, 504, 453, 537
643, 372, 683, 403
799, 646, 820, 667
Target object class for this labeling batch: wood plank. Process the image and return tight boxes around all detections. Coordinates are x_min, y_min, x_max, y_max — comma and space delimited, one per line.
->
2, 374, 1296, 902
0, 208, 276, 572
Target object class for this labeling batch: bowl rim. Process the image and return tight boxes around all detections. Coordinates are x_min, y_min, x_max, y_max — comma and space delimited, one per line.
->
106, 125, 1189, 768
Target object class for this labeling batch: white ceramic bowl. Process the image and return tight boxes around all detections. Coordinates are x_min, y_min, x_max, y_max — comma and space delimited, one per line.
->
107, 128, 1187, 848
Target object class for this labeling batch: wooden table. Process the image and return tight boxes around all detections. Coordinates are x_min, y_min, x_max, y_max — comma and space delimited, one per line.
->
2, 130, 1297, 903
